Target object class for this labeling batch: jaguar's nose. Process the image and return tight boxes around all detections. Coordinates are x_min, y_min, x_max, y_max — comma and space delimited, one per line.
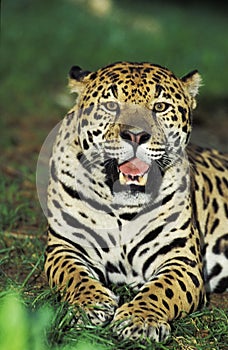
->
120, 130, 151, 145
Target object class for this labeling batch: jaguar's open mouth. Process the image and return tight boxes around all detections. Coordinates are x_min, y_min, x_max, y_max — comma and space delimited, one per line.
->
118, 157, 150, 186
104, 157, 163, 198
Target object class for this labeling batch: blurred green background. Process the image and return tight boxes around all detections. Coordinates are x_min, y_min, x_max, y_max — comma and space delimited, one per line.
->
2, 0, 228, 114
1, 0, 228, 155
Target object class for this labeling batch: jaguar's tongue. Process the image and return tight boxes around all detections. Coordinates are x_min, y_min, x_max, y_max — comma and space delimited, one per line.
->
118, 158, 150, 186
119, 158, 149, 176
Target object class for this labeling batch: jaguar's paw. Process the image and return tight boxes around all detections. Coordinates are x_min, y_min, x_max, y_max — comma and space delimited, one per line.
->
112, 303, 170, 342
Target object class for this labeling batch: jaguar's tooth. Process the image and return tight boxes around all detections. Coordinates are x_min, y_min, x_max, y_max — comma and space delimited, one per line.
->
119, 172, 126, 185
119, 172, 148, 186
138, 172, 148, 186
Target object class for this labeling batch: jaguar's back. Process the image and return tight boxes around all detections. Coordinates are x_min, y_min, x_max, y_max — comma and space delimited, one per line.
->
188, 144, 228, 292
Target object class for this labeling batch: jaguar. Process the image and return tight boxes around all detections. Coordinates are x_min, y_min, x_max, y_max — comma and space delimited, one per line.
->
44, 61, 228, 342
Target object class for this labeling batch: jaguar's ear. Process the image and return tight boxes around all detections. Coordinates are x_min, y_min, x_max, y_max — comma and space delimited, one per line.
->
68, 65, 91, 94
181, 70, 202, 98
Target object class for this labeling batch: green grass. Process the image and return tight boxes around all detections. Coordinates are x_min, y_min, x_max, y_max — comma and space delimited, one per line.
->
0, 290, 227, 350
0, 174, 34, 232
1, 1, 227, 349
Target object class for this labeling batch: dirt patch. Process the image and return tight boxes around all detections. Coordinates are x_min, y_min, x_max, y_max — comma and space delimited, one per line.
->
192, 98, 228, 152
210, 292, 228, 309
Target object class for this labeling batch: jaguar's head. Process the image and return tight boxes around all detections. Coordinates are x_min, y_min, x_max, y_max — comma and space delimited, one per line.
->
68, 62, 201, 206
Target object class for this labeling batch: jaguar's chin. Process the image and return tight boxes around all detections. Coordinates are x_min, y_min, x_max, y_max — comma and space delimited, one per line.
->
113, 189, 152, 207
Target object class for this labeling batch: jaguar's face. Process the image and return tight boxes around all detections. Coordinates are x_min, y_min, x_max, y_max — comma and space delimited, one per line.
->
69, 62, 201, 206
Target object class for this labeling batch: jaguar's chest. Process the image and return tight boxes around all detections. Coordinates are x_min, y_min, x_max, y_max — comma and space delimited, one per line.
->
88, 215, 189, 287
98, 244, 149, 289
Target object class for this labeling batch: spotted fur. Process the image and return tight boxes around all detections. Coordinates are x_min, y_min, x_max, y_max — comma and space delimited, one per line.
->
45, 62, 228, 342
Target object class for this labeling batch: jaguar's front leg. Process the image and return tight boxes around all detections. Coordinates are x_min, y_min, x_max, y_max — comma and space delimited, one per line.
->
44, 231, 118, 325
113, 261, 206, 342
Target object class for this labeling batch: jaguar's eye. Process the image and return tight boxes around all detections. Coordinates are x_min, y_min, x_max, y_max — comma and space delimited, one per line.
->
104, 101, 119, 112
153, 102, 169, 113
